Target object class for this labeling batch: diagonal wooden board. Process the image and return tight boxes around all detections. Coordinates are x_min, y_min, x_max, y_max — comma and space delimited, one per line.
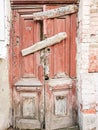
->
32, 4, 78, 20
21, 32, 67, 56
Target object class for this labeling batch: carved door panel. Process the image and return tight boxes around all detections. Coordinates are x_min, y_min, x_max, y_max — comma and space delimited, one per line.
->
10, 5, 77, 130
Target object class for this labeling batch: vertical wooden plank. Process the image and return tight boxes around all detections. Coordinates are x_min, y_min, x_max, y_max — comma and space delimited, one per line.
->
12, 10, 20, 83
70, 14, 76, 78
45, 6, 55, 78
19, 16, 24, 77
33, 21, 41, 78
33, 21, 37, 78
65, 16, 70, 76
53, 18, 65, 75
47, 19, 54, 78
53, 18, 58, 75
46, 5, 58, 78
58, 19, 65, 73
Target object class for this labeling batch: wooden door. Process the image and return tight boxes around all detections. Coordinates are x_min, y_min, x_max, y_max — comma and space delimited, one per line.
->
42, 5, 77, 130
10, 5, 77, 130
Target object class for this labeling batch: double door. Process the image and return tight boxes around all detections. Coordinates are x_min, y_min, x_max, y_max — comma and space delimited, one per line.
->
10, 5, 77, 130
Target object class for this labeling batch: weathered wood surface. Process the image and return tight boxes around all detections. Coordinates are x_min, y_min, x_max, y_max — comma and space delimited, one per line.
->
32, 4, 78, 20
21, 32, 67, 56
11, 0, 78, 5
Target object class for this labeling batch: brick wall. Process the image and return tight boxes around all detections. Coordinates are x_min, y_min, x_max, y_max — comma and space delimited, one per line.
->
77, 0, 98, 130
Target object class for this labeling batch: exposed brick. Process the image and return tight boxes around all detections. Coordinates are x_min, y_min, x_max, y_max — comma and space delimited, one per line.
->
89, 44, 98, 72
90, 9, 98, 13
82, 109, 96, 114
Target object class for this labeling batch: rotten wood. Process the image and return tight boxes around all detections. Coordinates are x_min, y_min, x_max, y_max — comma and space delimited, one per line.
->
32, 5, 78, 20
21, 32, 67, 56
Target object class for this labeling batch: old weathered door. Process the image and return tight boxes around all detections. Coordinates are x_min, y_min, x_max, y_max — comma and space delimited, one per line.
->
10, 4, 77, 130
42, 6, 77, 130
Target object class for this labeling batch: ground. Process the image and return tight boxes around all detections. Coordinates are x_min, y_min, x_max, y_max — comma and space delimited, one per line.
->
8, 125, 79, 130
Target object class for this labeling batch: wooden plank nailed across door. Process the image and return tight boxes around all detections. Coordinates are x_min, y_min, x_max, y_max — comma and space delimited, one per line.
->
21, 32, 67, 56
32, 4, 78, 20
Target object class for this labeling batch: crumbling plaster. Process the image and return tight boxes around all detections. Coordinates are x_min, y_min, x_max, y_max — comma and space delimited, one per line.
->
77, 0, 98, 130
0, 0, 12, 130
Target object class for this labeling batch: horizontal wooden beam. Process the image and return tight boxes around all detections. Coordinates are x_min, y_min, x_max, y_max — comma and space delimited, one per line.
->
32, 4, 78, 20
11, 0, 78, 5
22, 32, 67, 56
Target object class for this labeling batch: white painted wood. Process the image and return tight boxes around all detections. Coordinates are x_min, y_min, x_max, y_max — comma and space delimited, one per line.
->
23, 97, 35, 118
32, 4, 78, 20
0, 0, 5, 41
21, 32, 67, 56
16, 119, 41, 129
55, 96, 67, 115
15, 77, 42, 87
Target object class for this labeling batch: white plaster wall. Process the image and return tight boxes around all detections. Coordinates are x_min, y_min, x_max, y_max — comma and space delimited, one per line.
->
77, 0, 98, 130
0, 0, 12, 130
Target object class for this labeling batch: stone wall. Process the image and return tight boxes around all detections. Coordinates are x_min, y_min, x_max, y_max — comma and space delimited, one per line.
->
0, 0, 12, 130
77, 0, 98, 130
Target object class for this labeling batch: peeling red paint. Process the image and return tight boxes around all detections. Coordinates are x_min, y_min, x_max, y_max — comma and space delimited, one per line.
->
82, 109, 96, 114
89, 45, 98, 72
10, 4, 77, 130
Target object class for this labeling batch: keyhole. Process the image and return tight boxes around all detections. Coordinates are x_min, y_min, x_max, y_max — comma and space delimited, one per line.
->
47, 48, 50, 52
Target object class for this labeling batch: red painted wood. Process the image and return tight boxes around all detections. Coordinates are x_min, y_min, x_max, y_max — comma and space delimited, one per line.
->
10, 5, 77, 130
33, 21, 41, 77
65, 16, 70, 76
11, 9, 42, 85
59, 19, 65, 73
53, 18, 65, 75
45, 6, 56, 78
70, 14, 76, 78
46, 19, 54, 78
11, 6, 76, 85
38, 65, 44, 83
11, 10, 21, 83
20, 19, 35, 76
45, 6, 76, 78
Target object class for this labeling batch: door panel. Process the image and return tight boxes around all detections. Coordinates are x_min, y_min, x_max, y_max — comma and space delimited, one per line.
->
44, 5, 77, 130
10, 5, 77, 130
11, 9, 44, 130
20, 18, 41, 78
45, 5, 76, 78
15, 92, 41, 129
